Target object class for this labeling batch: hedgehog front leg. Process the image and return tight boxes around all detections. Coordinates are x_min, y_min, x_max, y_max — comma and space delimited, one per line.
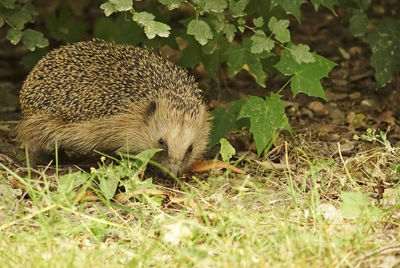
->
25, 142, 41, 170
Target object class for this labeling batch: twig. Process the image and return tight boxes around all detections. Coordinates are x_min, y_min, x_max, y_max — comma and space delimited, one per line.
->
355, 243, 400, 264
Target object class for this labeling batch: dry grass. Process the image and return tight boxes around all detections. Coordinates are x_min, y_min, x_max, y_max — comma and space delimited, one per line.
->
0, 131, 400, 267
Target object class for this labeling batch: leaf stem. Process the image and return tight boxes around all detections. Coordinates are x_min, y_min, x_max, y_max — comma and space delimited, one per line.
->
276, 77, 292, 94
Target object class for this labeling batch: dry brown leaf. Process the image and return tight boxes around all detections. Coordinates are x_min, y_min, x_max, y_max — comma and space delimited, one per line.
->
72, 190, 98, 202
307, 101, 328, 115
377, 111, 395, 125
190, 160, 245, 174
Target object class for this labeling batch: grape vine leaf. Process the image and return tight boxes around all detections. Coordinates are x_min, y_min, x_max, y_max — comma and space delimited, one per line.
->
250, 30, 274, 54
271, 0, 306, 21
222, 23, 236, 42
100, 2, 116, 16
349, 9, 368, 37
100, 0, 132, 16
209, 99, 249, 147
253, 17, 264, 28
204, 0, 227, 13
6, 28, 22, 45
274, 48, 336, 100
187, 19, 213, 45
158, 0, 181, 10
132, 11, 171, 39
7, 5, 36, 30
268, 17, 290, 43
21, 29, 49, 51
310, 0, 338, 13
290, 44, 315, 64
226, 38, 266, 87
365, 17, 400, 87
238, 94, 291, 156
229, 0, 249, 18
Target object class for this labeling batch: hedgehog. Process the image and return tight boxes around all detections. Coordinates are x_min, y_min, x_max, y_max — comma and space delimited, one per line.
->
16, 40, 211, 175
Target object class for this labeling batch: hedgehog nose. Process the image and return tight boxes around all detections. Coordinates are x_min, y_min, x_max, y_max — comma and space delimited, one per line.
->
167, 158, 183, 175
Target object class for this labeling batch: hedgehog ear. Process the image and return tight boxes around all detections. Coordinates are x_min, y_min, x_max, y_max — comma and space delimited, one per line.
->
145, 101, 157, 118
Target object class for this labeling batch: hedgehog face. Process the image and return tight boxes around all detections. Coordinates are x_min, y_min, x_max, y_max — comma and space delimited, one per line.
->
145, 98, 210, 175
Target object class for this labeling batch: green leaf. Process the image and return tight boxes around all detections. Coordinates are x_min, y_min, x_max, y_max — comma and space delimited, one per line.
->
2, 0, 16, 9
7, 5, 36, 30
271, 0, 306, 21
274, 48, 336, 99
94, 15, 145, 45
132, 11, 171, 39
209, 99, 249, 147
290, 44, 315, 64
202, 51, 220, 79
340, 192, 367, 219
226, 38, 266, 87
21, 29, 48, 51
187, 19, 213, 45
131, 149, 162, 174
99, 167, 121, 200
219, 138, 235, 163
238, 94, 291, 156
6, 28, 22, 45
310, 0, 338, 13
268, 17, 290, 43
204, 0, 227, 13
158, 0, 181, 10
250, 30, 274, 54
20, 47, 48, 69
349, 9, 368, 37
178, 37, 202, 68
45, 9, 87, 42
340, 192, 382, 221
100, 2, 117, 16
111, 0, 133, 11
365, 17, 400, 87
253, 17, 264, 28
0, 18, 4, 28
132, 11, 155, 24
229, 0, 249, 18
58, 171, 90, 195
222, 23, 236, 42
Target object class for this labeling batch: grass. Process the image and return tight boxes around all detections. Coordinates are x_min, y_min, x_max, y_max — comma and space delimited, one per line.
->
0, 135, 400, 267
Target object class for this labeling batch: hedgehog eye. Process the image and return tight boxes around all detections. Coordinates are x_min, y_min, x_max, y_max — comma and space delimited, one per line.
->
158, 138, 164, 146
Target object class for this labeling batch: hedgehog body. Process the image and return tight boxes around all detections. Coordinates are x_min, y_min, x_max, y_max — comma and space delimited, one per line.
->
16, 40, 210, 175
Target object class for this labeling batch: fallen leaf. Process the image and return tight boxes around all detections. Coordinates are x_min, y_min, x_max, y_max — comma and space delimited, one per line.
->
318, 133, 340, 142
190, 160, 245, 174
307, 101, 328, 115
72, 190, 98, 202
376, 111, 395, 125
